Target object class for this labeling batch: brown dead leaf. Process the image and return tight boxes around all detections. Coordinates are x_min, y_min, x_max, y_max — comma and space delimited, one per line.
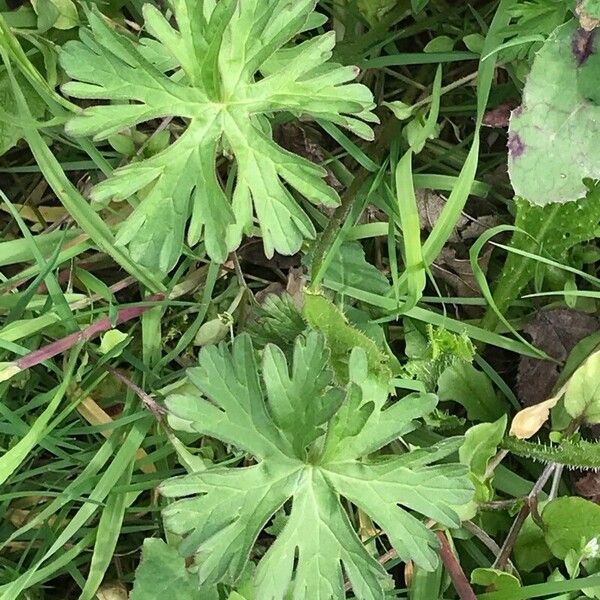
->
417, 189, 467, 241
574, 471, 600, 504
483, 101, 519, 128
518, 309, 599, 407
432, 246, 492, 298
286, 267, 306, 309
274, 122, 343, 192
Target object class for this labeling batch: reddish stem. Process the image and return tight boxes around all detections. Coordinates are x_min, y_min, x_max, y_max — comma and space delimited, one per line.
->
16, 294, 164, 371
436, 531, 477, 600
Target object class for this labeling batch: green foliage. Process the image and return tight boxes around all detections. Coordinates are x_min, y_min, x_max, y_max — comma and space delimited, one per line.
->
32, 0, 78, 30
245, 293, 307, 351
471, 568, 520, 592
484, 192, 600, 327
161, 332, 472, 597
437, 362, 506, 422
5, 0, 600, 596
509, 20, 600, 204
564, 351, 600, 424
322, 241, 392, 297
459, 416, 507, 514
543, 497, 600, 559
0, 71, 45, 157
502, 436, 600, 469
304, 291, 393, 381
460, 416, 507, 480
355, 0, 399, 23
514, 509, 554, 572
131, 539, 217, 600
403, 324, 475, 392
60, 0, 377, 271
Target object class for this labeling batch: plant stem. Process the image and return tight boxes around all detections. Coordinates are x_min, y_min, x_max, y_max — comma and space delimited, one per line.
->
1, 294, 164, 382
105, 366, 165, 421
494, 462, 556, 570
436, 531, 477, 600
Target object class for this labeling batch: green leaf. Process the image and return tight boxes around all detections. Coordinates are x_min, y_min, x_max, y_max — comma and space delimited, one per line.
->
356, 0, 398, 23
564, 351, 600, 424
0, 71, 45, 157
304, 291, 392, 382
403, 324, 475, 393
459, 416, 507, 479
459, 417, 506, 519
383, 100, 414, 121
508, 20, 600, 205
162, 333, 473, 597
60, 1, 377, 271
437, 362, 507, 422
98, 329, 129, 355
130, 539, 217, 600
471, 568, 520, 592
322, 241, 392, 297
543, 497, 600, 559
463, 33, 485, 53
32, 0, 78, 30
482, 192, 600, 331
244, 293, 306, 351
194, 314, 232, 346
424, 36, 454, 53
514, 511, 554, 572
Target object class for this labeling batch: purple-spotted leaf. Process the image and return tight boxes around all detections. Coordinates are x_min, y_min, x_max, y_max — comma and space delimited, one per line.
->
508, 20, 600, 205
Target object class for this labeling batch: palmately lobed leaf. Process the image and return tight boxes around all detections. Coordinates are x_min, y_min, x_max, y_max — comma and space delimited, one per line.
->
59, 0, 378, 271
161, 332, 473, 599
508, 20, 600, 205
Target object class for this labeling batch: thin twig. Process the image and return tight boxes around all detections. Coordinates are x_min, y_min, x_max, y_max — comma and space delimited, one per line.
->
549, 464, 564, 500
463, 521, 517, 575
480, 497, 526, 511
463, 521, 502, 555
105, 366, 165, 421
436, 531, 477, 600
494, 463, 556, 570
485, 449, 508, 480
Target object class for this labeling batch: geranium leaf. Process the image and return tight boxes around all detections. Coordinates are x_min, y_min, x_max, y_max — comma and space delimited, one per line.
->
161, 332, 473, 598
60, 0, 377, 271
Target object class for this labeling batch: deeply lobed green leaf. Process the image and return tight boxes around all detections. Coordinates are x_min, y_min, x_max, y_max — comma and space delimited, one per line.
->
161, 332, 473, 598
60, 0, 377, 271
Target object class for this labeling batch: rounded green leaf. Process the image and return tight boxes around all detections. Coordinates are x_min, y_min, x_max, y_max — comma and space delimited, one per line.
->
508, 21, 600, 205
564, 351, 600, 424
543, 496, 600, 559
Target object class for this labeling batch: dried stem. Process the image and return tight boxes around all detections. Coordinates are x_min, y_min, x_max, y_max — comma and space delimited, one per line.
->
463, 521, 517, 575
105, 365, 165, 421
494, 462, 556, 570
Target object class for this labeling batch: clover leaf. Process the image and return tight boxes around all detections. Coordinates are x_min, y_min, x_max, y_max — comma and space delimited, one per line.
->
60, 0, 377, 271
161, 332, 473, 599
